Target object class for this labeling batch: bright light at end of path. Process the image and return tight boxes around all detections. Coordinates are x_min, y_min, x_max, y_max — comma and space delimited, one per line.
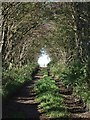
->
38, 48, 51, 68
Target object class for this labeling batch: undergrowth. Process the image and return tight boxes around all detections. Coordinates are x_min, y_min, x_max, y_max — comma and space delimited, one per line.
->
2, 63, 37, 99
49, 61, 90, 108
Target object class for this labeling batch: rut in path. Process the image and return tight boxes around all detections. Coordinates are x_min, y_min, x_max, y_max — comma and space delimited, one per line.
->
2, 68, 41, 119
54, 78, 90, 119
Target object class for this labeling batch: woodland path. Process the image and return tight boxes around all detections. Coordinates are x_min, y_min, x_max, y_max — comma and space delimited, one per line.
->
2, 68, 90, 120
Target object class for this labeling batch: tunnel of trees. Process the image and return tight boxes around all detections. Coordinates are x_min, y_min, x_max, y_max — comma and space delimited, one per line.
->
1, 2, 90, 119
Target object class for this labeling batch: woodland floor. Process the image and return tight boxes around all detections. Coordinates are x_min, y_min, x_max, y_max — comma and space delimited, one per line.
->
2, 68, 90, 120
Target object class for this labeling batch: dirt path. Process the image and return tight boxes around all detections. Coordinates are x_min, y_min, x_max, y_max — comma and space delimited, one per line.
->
2, 68, 90, 120
54, 78, 90, 119
2, 76, 40, 119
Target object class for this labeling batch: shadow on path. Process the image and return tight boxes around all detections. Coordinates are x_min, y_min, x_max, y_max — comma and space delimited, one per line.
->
2, 67, 40, 119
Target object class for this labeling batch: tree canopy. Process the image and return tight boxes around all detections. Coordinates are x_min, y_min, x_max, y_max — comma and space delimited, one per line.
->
1, 2, 90, 69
